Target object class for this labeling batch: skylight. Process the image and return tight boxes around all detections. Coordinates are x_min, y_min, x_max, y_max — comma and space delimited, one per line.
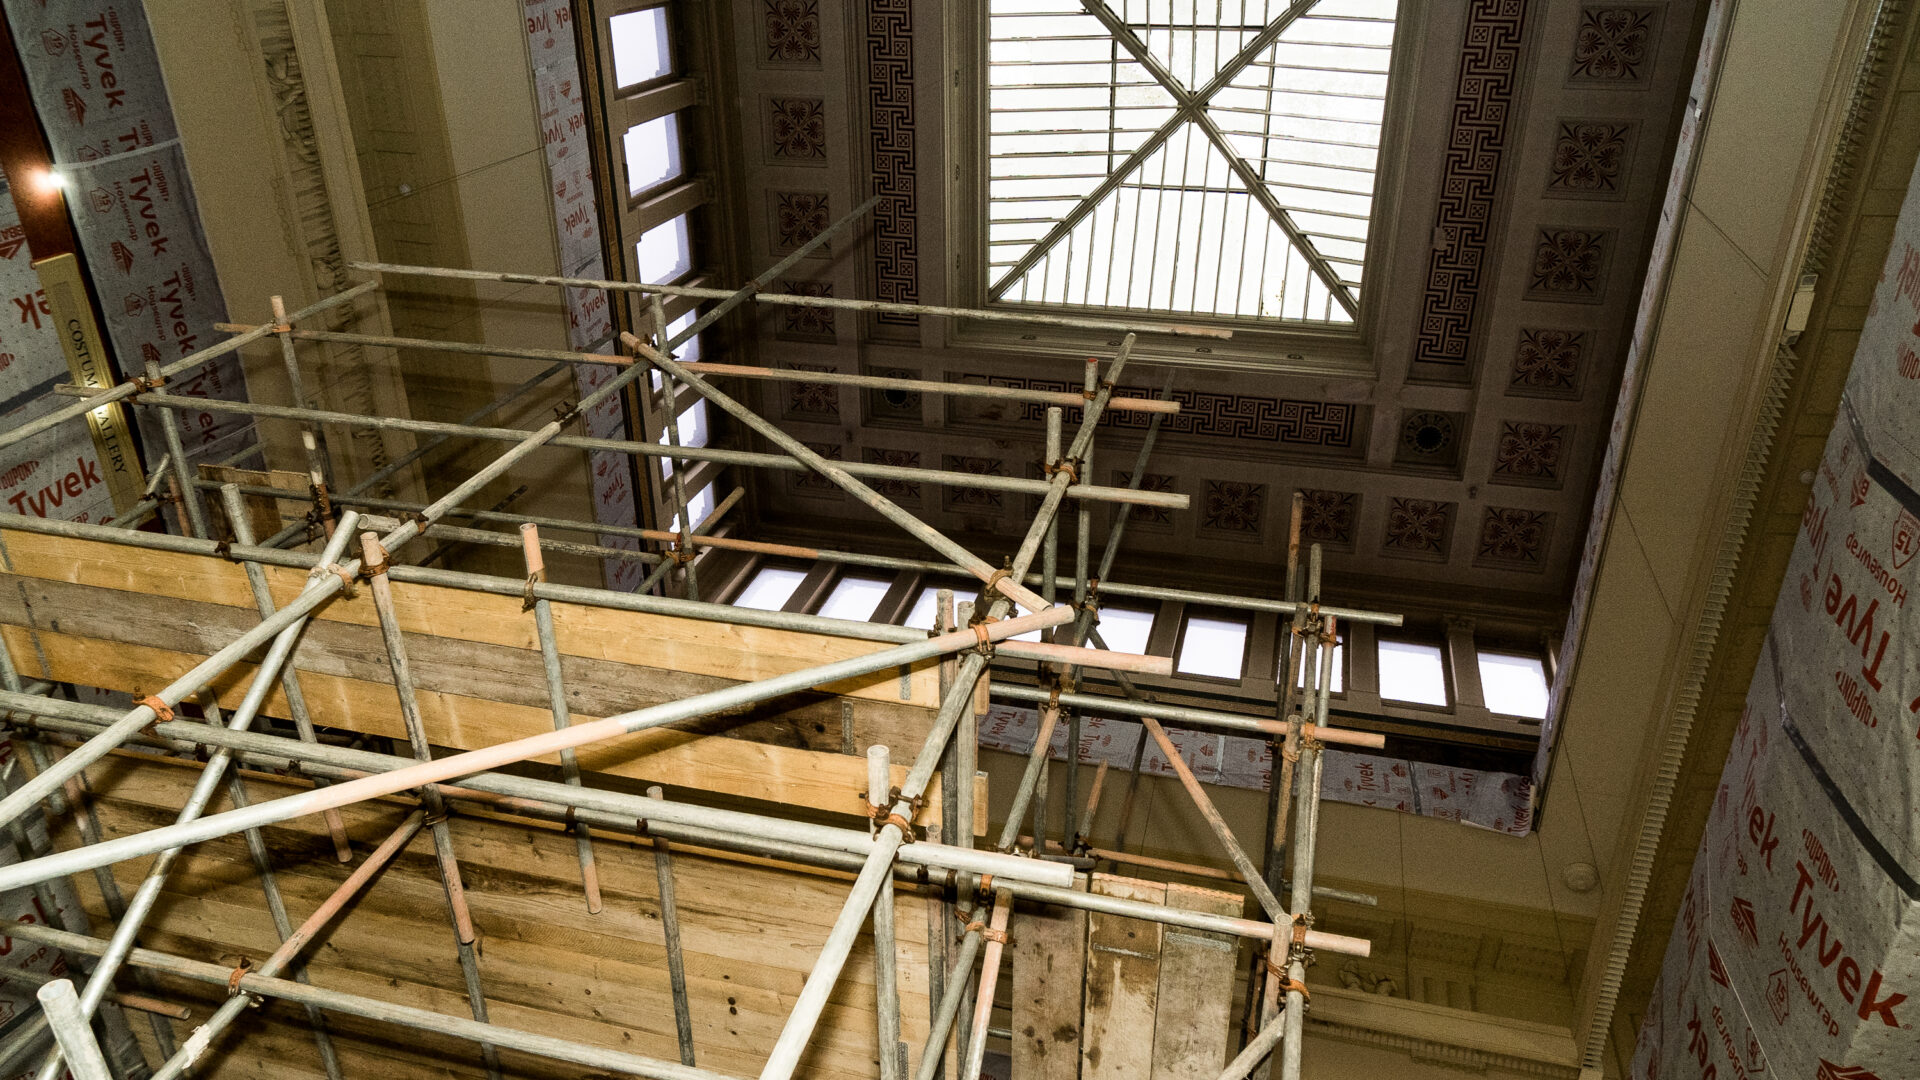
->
987, 0, 1394, 323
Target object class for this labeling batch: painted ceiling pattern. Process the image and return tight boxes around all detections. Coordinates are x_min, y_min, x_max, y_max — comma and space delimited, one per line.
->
719, 0, 1700, 613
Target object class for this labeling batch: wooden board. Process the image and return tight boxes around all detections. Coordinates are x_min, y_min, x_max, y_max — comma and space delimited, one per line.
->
3, 623, 982, 832
1149, 883, 1242, 1079
1010, 874, 1089, 1080
0, 528, 941, 706
61, 753, 936, 1080
0, 528, 990, 833
1081, 874, 1165, 1080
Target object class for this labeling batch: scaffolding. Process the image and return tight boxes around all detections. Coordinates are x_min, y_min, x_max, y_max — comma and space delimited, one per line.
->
0, 208, 1401, 1080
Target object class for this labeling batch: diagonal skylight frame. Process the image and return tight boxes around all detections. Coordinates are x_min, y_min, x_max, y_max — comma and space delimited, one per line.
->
987, 0, 1395, 325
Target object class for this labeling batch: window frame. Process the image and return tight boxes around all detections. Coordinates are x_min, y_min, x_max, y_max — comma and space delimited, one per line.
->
947, 0, 1428, 373
1473, 644, 1552, 722
1170, 607, 1255, 685
1373, 632, 1453, 711
606, 1, 680, 96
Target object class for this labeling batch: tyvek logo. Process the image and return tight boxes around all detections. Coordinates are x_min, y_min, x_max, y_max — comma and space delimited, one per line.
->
41, 29, 64, 55
1895, 509, 1917, 571
61, 88, 85, 125
1816, 1061, 1881, 1080
109, 241, 133, 273
1710, 941, 1731, 988
1767, 969, 1791, 1024
1731, 897, 1760, 948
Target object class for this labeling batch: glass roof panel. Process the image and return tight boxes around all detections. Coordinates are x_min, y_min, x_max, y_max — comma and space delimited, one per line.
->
986, 0, 1396, 324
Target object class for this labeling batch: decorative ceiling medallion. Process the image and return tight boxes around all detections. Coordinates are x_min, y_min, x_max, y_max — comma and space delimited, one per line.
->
770, 97, 826, 160
1492, 422, 1568, 487
1113, 471, 1176, 528
1509, 328, 1585, 397
1396, 411, 1459, 468
776, 280, 835, 342
773, 192, 830, 252
1201, 480, 1267, 539
1299, 489, 1359, 552
764, 0, 822, 65
1476, 507, 1553, 570
942, 456, 1005, 511
1569, 6, 1659, 86
1546, 120, 1632, 198
1526, 227, 1612, 303
782, 363, 839, 420
865, 367, 922, 423
861, 447, 921, 502
788, 441, 843, 496
1383, 498, 1455, 561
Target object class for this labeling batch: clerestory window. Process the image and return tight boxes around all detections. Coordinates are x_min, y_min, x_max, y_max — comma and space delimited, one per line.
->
987, 0, 1396, 324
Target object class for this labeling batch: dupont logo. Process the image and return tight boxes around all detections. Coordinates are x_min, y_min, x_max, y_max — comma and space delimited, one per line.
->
1731, 897, 1760, 947
1817, 1061, 1882, 1080
88, 187, 113, 213
0, 460, 38, 490
1709, 941, 1731, 988
1804, 830, 1840, 894
109, 241, 134, 273
61, 88, 85, 125
41, 29, 65, 55
1895, 509, 1918, 571
1767, 969, 1791, 1024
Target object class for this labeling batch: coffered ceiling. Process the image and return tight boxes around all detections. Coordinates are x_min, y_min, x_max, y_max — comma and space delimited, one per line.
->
703, 0, 1705, 625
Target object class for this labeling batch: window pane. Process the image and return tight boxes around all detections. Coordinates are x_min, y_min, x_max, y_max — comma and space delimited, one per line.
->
623, 112, 684, 196
732, 565, 804, 611
1479, 652, 1549, 719
818, 576, 893, 622
1378, 639, 1447, 706
1175, 616, 1248, 679
659, 399, 709, 478
635, 213, 691, 284
904, 586, 943, 630
651, 308, 702, 391
610, 6, 672, 88
667, 309, 701, 362
670, 483, 715, 534
1095, 606, 1156, 655
904, 582, 973, 630
1295, 636, 1345, 693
